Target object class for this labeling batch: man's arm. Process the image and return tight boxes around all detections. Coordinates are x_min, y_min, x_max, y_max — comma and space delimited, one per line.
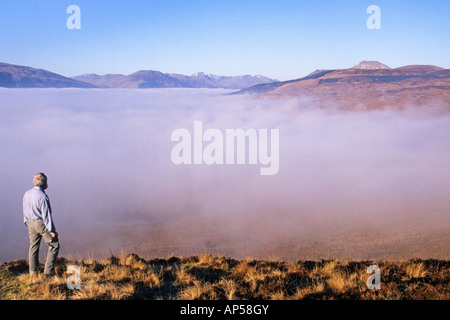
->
40, 196, 56, 236
23, 193, 28, 226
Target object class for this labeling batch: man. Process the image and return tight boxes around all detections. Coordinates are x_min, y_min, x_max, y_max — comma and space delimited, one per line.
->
23, 173, 60, 276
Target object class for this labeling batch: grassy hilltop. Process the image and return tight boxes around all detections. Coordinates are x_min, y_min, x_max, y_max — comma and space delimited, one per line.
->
1, 253, 449, 300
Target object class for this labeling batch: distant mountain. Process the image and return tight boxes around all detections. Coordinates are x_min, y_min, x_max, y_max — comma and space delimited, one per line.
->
72, 72, 186, 88
73, 71, 277, 89
306, 69, 332, 77
121, 70, 186, 88
394, 65, 445, 72
71, 73, 126, 88
237, 61, 450, 111
352, 60, 391, 70
0, 62, 95, 88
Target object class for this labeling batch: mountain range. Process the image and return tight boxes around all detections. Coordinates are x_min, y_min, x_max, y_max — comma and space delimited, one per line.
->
1, 60, 449, 111
72, 71, 276, 89
0, 62, 276, 89
238, 60, 450, 111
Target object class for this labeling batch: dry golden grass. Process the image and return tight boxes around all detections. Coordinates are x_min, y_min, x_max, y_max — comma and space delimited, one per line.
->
218, 278, 238, 300
1, 253, 449, 300
294, 280, 326, 299
404, 262, 428, 280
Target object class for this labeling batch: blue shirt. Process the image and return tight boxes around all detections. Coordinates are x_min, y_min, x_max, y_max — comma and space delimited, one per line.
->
23, 187, 56, 233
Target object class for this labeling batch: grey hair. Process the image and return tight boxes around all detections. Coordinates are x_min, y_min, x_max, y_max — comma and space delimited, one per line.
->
33, 173, 48, 188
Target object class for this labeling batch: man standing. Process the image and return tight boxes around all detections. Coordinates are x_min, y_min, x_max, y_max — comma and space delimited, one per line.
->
23, 173, 60, 276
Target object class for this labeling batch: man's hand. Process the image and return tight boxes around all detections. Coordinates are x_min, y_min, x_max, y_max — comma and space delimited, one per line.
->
50, 232, 58, 239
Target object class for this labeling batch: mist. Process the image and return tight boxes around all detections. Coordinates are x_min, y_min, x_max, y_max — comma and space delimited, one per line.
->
1, 88, 449, 262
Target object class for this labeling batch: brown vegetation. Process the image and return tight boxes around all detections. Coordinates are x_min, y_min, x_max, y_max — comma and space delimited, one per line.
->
1, 253, 448, 300
241, 66, 450, 113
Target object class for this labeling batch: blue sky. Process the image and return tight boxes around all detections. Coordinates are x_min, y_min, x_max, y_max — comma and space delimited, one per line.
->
0, 0, 449, 80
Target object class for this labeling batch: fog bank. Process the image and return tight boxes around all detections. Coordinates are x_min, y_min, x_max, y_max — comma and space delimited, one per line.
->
0, 88, 449, 262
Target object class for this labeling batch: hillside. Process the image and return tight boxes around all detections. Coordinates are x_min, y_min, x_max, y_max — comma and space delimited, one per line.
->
0, 62, 96, 88
1, 253, 448, 300
237, 61, 450, 111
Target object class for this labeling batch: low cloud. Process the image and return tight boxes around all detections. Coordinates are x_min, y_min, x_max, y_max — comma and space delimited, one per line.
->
0, 88, 449, 261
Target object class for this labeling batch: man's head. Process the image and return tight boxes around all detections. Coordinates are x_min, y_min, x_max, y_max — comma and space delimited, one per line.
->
33, 173, 48, 190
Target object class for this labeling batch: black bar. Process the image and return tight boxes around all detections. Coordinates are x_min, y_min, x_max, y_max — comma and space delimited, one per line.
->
1, 300, 447, 319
